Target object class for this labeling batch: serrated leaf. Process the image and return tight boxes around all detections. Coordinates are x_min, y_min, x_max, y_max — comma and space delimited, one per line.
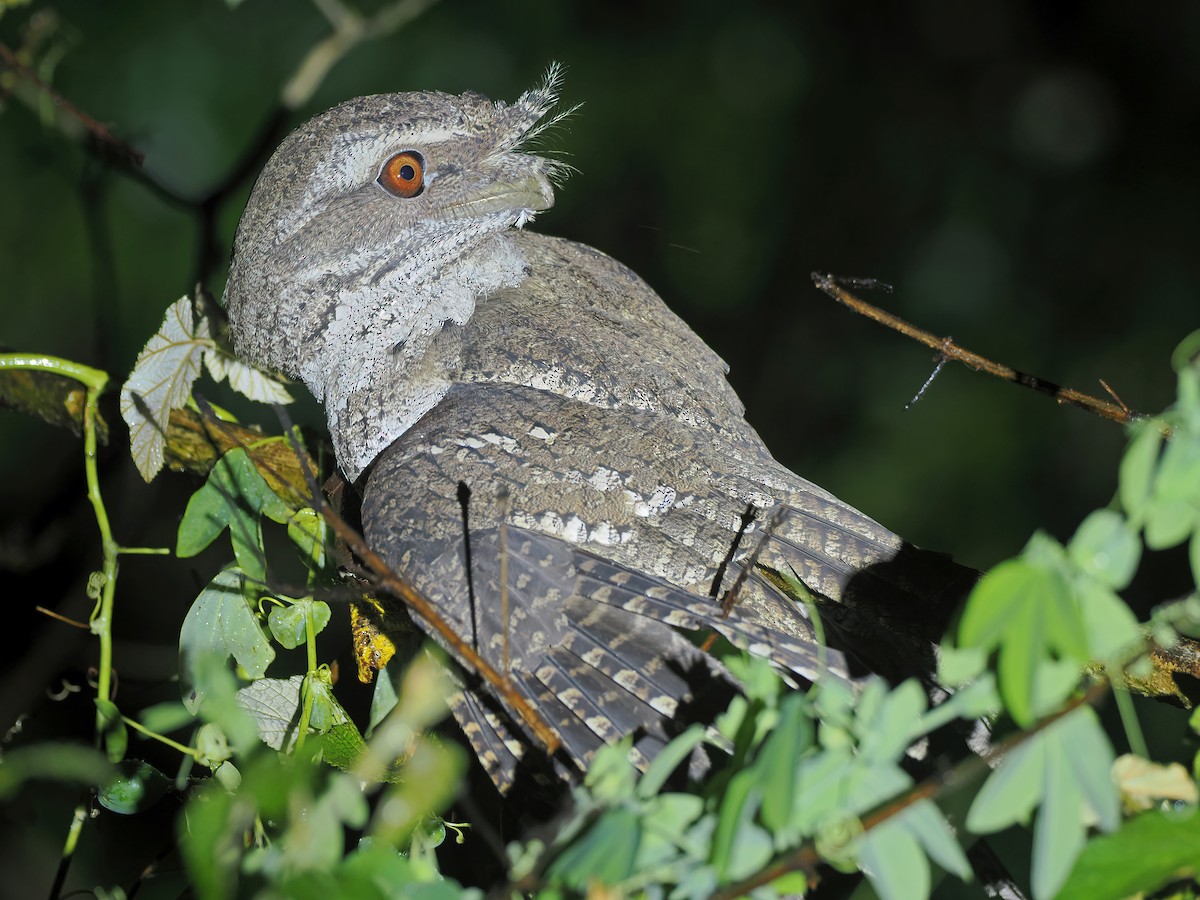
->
1068, 510, 1141, 590
236, 675, 306, 751
1056, 807, 1200, 900
204, 347, 294, 404
180, 567, 275, 713
98, 759, 171, 814
120, 295, 207, 482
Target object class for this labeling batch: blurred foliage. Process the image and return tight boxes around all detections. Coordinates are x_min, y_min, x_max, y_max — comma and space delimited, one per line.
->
2, 0, 1200, 897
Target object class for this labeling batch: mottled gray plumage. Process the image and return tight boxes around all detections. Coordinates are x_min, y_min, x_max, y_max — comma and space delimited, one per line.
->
226, 70, 972, 789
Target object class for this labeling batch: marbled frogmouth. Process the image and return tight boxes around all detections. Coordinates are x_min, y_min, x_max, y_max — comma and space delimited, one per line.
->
225, 71, 972, 790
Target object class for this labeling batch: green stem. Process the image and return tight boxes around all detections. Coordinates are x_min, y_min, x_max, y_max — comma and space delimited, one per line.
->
1108, 664, 1149, 758
293, 608, 320, 755
121, 716, 198, 758
0, 353, 109, 391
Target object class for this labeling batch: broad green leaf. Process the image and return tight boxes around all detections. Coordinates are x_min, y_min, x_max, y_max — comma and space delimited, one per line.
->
1056, 807, 1200, 900
710, 768, 761, 879
177, 782, 237, 899
1143, 495, 1197, 550
754, 694, 811, 833
961, 557, 1083, 725
857, 818, 929, 900
0, 742, 115, 800
180, 567, 275, 713
1059, 708, 1119, 832
1118, 421, 1163, 522
1192, 530, 1200, 589
288, 507, 327, 568
98, 759, 171, 814
898, 799, 972, 881
790, 748, 856, 834
1068, 510, 1141, 590
858, 679, 926, 763
547, 806, 641, 890
637, 723, 707, 799
120, 295, 206, 482
137, 701, 195, 736
1075, 579, 1141, 663
1155, 430, 1200, 507
1032, 726, 1087, 899
204, 346, 294, 404
268, 598, 331, 649
968, 734, 1045, 833
176, 448, 292, 558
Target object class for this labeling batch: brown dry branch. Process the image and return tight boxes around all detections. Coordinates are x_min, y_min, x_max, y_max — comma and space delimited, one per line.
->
811, 273, 1140, 425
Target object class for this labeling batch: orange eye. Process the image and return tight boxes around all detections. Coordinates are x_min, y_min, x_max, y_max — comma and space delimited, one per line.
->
378, 150, 425, 198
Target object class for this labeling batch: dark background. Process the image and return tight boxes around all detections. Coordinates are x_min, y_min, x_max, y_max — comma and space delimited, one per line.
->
1, 0, 1198, 894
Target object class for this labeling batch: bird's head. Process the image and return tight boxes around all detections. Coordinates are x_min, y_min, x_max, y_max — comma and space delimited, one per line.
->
225, 67, 566, 398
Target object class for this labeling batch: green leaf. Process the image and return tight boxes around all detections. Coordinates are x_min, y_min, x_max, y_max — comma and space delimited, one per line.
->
585, 741, 637, 803
1056, 807, 1200, 900
98, 759, 171, 814
968, 734, 1045, 833
547, 806, 641, 890
1032, 723, 1087, 900
137, 701, 195, 736
1155, 430, 1200, 506
1075, 579, 1141, 663
857, 817, 929, 900
0, 742, 115, 800
176, 448, 293, 558
1058, 707, 1119, 833
1118, 421, 1163, 522
637, 723, 707, 799
754, 694, 811, 833
236, 675, 304, 752
858, 679, 926, 763
1143, 495, 1198, 550
960, 557, 1084, 725
1068, 510, 1141, 590
899, 799, 972, 881
179, 567, 275, 714
1192, 530, 1200, 589
710, 768, 762, 879
268, 598, 331, 649
288, 507, 327, 568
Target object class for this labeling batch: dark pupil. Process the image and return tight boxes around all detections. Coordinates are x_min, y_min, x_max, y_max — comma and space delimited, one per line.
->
398, 164, 416, 181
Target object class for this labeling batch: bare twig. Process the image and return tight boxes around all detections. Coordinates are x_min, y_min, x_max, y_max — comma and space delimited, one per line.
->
811, 273, 1141, 425
0, 41, 143, 166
